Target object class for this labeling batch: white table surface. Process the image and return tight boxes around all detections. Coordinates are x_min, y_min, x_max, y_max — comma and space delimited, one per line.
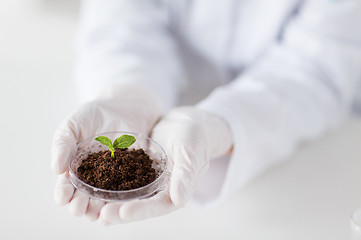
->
1, 1, 360, 239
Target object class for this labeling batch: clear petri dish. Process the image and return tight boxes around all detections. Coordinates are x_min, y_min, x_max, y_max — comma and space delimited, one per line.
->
68, 131, 169, 202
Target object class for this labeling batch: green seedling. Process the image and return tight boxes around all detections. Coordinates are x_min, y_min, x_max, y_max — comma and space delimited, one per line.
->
95, 134, 136, 159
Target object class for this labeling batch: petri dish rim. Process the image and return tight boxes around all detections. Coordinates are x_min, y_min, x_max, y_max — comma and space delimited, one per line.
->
68, 131, 168, 200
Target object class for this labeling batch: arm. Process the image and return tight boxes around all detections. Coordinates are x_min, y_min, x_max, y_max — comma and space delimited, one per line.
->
92, 0, 361, 223
74, 0, 184, 111
197, 0, 361, 197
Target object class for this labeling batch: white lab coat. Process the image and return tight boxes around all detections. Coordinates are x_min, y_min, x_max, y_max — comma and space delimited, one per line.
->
75, 0, 361, 205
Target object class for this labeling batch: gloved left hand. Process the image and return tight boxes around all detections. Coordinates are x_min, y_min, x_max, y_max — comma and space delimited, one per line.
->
52, 84, 161, 222
99, 106, 233, 224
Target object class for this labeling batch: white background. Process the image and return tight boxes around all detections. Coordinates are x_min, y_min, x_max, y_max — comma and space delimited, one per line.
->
0, 1, 361, 239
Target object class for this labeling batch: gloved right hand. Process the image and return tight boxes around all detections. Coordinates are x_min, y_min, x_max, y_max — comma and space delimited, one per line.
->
51, 84, 161, 221
97, 106, 233, 224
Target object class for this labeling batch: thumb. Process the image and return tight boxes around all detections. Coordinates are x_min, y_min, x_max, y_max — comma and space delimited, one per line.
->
51, 119, 78, 174
169, 146, 208, 207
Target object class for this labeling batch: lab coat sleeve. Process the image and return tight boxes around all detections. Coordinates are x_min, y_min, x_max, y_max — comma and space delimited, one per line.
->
74, 0, 184, 111
197, 0, 361, 201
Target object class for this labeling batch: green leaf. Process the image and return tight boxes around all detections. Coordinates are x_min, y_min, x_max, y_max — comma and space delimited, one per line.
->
95, 136, 114, 152
113, 134, 136, 149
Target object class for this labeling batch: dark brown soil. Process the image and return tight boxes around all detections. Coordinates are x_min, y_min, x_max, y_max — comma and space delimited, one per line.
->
77, 148, 157, 191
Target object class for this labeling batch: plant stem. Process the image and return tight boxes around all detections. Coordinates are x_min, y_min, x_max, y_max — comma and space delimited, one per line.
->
111, 151, 115, 159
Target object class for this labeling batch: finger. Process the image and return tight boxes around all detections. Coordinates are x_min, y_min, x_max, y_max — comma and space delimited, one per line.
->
99, 202, 123, 225
152, 126, 195, 206
86, 198, 105, 221
118, 191, 176, 223
51, 120, 77, 174
54, 172, 75, 206
169, 147, 201, 207
68, 190, 90, 217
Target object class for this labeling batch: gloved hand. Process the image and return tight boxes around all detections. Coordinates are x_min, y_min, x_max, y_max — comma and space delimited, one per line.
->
52, 84, 161, 221
98, 106, 233, 224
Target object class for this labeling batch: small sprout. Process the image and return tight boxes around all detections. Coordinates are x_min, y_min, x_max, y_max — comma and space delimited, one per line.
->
95, 134, 136, 159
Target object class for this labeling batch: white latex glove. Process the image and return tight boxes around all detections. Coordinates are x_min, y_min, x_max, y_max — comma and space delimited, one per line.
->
52, 84, 160, 221
99, 106, 233, 223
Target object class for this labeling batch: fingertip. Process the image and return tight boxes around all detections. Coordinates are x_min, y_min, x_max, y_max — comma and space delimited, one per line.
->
86, 198, 105, 221
51, 140, 75, 172
120, 191, 175, 222
169, 182, 188, 207
54, 173, 75, 206
54, 185, 74, 206
99, 203, 123, 224
118, 200, 142, 223
68, 190, 89, 217
51, 126, 77, 174
51, 157, 68, 175
169, 168, 193, 207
